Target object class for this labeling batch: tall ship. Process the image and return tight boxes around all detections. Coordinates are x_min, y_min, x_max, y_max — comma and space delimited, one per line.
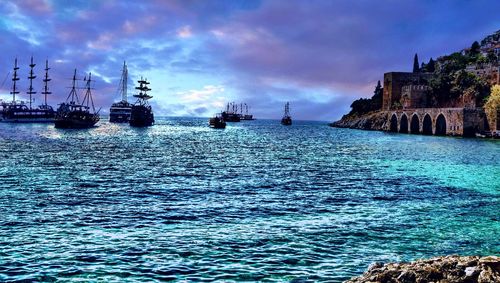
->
109, 61, 132, 123
281, 102, 292, 125
0, 57, 55, 123
129, 77, 154, 127
240, 103, 255, 120
221, 102, 241, 122
54, 70, 100, 129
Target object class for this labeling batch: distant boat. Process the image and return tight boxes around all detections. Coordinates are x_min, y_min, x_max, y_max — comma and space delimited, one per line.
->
54, 70, 100, 129
129, 77, 154, 127
221, 102, 241, 122
209, 113, 226, 129
281, 102, 292, 125
0, 57, 55, 123
240, 103, 255, 120
109, 61, 132, 123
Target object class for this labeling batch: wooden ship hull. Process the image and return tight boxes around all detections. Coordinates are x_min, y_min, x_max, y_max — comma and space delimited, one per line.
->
221, 111, 240, 122
0, 106, 55, 123
54, 111, 99, 129
281, 116, 292, 125
209, 116, 226, 128
129, 105, 154, 127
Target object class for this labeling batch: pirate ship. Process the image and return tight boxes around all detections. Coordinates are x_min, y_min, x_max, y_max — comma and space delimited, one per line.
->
54, 70, 100, 128
129, 77, 154, 127
281, 102, 292, 125
0, 57, 55, 123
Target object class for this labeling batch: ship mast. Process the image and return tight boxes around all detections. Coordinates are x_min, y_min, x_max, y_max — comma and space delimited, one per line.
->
82, 72, 96, 112
134, 77, 152, 106
284, 102, 290, 117
122, 61, 128, 102
41, 60, 51, 106
11, 58, 20, 104
27, 56, 36, 109
66, 69, 80, 104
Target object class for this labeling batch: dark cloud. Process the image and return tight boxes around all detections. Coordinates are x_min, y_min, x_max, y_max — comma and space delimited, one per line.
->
0, 0, 498, 120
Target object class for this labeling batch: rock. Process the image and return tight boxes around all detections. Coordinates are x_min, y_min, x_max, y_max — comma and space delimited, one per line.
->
329, 111, 388, 131
479, 256, 500, 271
345, 255, 500, 283
465, 266, 479, 277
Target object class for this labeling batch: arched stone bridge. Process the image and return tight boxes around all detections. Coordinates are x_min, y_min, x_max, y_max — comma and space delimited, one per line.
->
386, 108, 487, 136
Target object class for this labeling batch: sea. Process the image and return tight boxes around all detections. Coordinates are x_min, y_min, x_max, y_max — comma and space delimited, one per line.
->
0, 117, 499, 282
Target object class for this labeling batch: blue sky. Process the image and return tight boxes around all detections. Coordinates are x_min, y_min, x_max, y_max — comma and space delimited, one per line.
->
0, 0, 499, 120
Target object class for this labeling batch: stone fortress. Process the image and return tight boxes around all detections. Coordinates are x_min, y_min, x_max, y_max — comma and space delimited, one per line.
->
383, 71, 490, 136
382, 34, 500, 137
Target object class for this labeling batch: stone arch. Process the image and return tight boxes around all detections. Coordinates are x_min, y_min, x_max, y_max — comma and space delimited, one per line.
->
410, 114, 420, 134
435, 113, 447, 136
422, 114, 433, 135
389, 114, 398, 132
399, 113, 408, 133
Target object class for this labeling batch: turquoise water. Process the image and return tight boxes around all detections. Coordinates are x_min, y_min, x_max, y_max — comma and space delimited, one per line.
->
0, 118, 499, 282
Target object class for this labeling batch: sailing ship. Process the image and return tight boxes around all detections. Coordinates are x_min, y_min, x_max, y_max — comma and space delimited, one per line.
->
54, 70, 100, 129
281, 102, 292, 125
221, 102, 241, 122
209, 113, 226, 129
109, 61, 132, 123
129, 77, 154, 127
240, 103, 255, 120
0, 57, 55, 123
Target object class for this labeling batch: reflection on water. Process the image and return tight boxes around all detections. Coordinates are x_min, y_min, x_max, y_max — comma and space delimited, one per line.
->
0, 117, 499, 281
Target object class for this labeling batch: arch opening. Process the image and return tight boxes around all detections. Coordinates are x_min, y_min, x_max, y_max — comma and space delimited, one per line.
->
410, 114, 420, 134
422, 114, 432, 135
435, 114, 447, 136
389, 114, 398, 132
399, 114, 408, 133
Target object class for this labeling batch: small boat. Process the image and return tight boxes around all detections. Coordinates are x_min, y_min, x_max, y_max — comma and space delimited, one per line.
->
209, 114, 226, 129
0, 58, 55, 123
281, 102, 292, 125
129, 77, 154, 127
54, 70, 100, 129
109, 61, 132, 123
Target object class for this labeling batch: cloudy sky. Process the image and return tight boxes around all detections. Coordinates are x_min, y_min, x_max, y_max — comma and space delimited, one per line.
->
0, 0, 499, 121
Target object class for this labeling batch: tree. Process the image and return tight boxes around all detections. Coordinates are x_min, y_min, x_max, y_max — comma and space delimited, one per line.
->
346, 81, 384, 116
484, 85, 500, 131
487, 50, 498, 64
371, 80, 383, 110
413, 53, 419, 73
470, 41, 480, 55
427, 58, 435, 72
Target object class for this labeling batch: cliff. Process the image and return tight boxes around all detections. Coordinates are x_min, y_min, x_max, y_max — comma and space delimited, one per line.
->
346, 255, 500, 283
330, 111, 387, 131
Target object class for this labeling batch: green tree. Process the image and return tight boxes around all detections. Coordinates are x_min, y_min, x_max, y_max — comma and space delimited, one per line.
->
371, 80, 383, 110
413, 53, 419, 73
470, 41, 480, 55
485, 85, 500, 130
346, 81, 384, 116
427, 58, 435, 72
486, 50, 498, 64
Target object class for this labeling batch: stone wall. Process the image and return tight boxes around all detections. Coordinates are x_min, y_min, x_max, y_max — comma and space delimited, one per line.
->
382, 72, 433, 110
387, 107, 487, 136
463, 108, 489, 136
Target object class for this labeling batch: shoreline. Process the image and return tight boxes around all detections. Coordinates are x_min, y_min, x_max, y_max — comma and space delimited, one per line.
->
346, 255, 500, 282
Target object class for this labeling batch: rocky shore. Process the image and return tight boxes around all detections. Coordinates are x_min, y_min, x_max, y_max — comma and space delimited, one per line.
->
346, 255, 500, 283
329, 111, 387, 131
